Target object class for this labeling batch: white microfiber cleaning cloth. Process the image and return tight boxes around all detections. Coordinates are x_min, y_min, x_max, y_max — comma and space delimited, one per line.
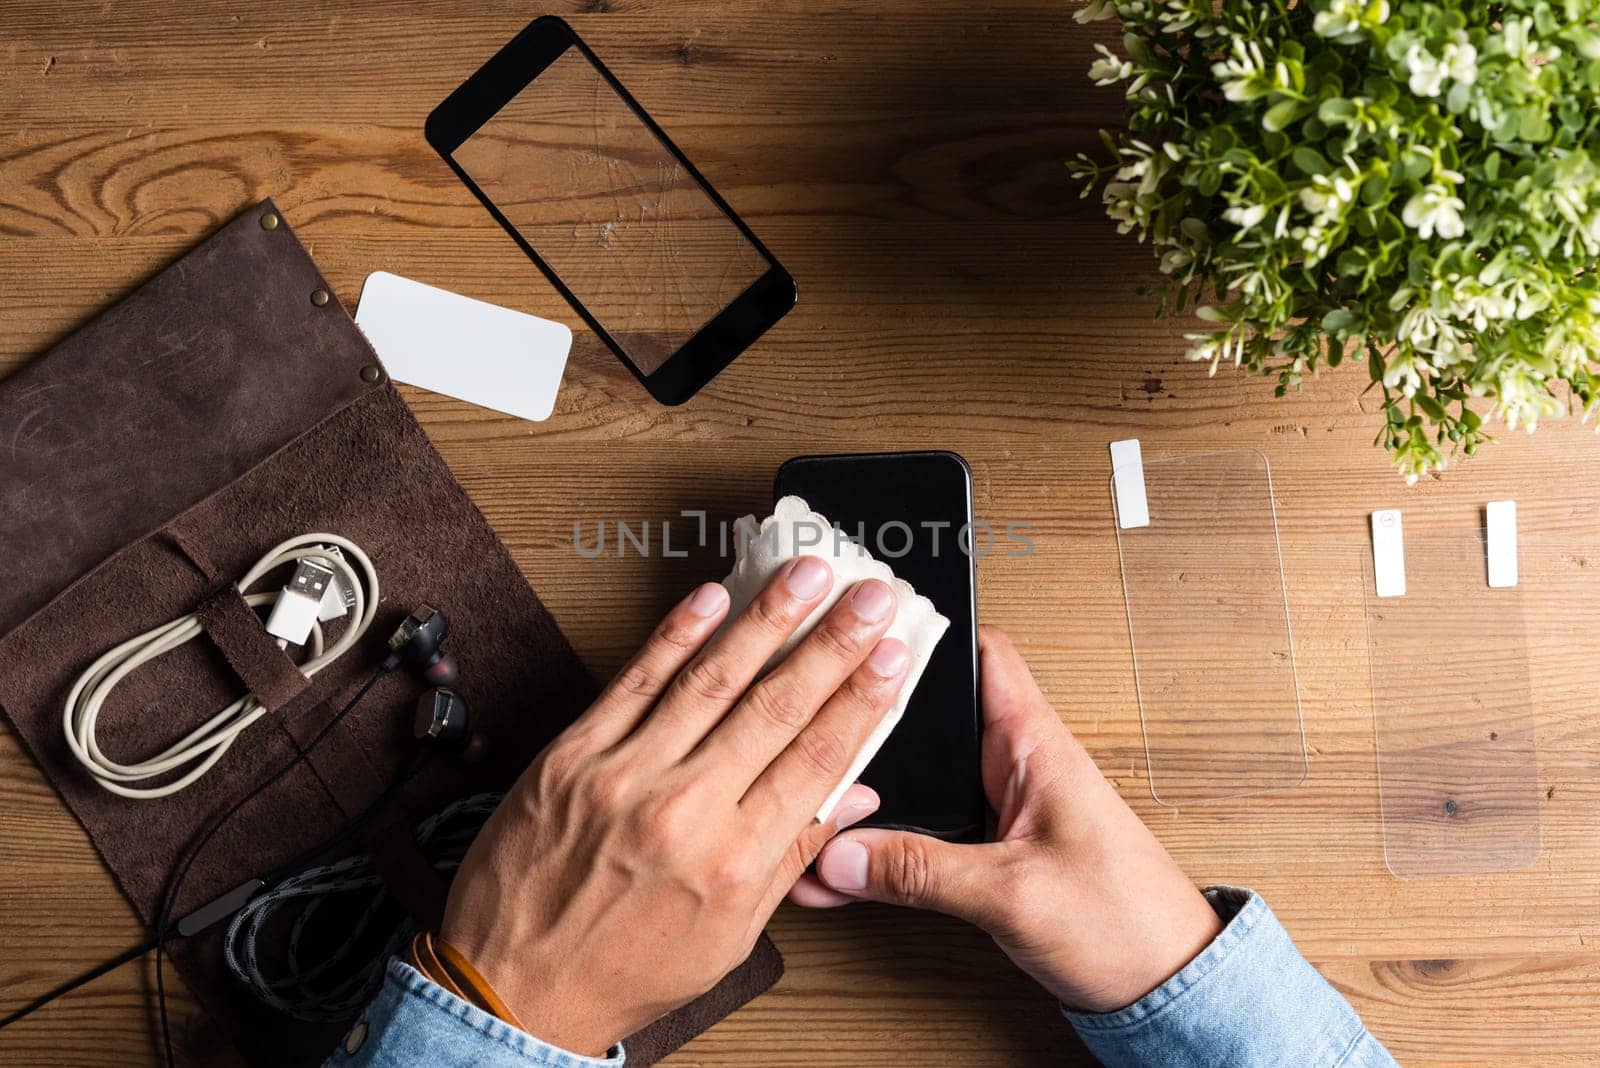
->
721, 495, 949, 820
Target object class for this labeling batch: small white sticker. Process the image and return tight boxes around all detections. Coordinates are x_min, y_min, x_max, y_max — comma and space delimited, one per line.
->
1110, 439, 1150, 529
1486, 500, 1517, 589
1371, 509, 1406, 598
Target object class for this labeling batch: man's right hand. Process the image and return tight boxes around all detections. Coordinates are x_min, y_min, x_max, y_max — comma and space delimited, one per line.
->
791, 624, 1224, 1014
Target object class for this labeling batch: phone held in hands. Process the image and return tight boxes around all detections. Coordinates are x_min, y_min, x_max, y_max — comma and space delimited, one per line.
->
776, 451, 984, 842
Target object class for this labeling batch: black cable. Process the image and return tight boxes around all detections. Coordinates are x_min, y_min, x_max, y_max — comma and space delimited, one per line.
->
153, 663, 392, 1067
0, 663, 397, 1053
0, 934, 162, 1030
2, 638, 450, 1062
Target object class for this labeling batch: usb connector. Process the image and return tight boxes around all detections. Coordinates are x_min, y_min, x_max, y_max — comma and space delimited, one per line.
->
313, 546, 358, 622
266, 559, 337, 645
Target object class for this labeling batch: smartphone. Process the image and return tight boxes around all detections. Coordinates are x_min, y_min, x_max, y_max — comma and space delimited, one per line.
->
775, 451, 984, 841
426, 16, 796, 405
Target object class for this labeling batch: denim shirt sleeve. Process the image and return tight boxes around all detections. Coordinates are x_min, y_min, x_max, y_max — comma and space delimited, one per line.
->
1063, 886, 1397, 1068
325, 958, 625, 1068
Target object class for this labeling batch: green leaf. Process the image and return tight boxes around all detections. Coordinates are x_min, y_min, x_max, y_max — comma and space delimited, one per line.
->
1318, 97, 1357, 125
1518, 108, 1553, 143
1322, 308, 1359, 331
1415, 393, 1447, 421
1292, 146, 1331, 175
1361, 165, 1391, 204
1399, 152, 1431, 181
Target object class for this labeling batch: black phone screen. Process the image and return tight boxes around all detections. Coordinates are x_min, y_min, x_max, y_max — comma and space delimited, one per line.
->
775, 451, 984, 841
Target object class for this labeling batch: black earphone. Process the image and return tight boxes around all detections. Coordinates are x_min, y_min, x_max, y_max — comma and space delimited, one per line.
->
1, 602, 483, 1050
388, 604, 486, 762
384, 604, 460, 685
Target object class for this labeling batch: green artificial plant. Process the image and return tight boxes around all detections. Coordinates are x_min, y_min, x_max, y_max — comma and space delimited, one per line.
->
1070, 0, 1600, 480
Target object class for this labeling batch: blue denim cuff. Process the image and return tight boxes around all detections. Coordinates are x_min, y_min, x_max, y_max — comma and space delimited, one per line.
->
326, 958, 625, 1068
1062, 886, 1395, 1068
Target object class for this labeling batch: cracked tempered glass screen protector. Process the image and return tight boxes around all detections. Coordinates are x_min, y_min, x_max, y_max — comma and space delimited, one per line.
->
447, 38, 774, 378
1112, 449, 1307, 805
1363, 533, 1540, 879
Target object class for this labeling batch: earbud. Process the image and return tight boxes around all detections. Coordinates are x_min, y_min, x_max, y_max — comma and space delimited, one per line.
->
413, 687, 487, 763
383, 605, 459, 685
385, 605, 483, 762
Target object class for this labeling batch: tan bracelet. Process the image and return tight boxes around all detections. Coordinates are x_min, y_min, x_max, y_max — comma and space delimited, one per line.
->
409, 931, 527, 1031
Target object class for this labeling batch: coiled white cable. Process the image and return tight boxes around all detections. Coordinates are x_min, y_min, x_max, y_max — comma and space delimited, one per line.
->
62, 533, 380, 800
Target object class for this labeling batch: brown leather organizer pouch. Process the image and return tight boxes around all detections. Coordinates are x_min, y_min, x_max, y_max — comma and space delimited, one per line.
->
0, 200, 780, 1065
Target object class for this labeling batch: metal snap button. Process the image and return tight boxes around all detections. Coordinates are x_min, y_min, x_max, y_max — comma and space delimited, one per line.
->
343, 1019, 368, 1055
311, 288, 331, 307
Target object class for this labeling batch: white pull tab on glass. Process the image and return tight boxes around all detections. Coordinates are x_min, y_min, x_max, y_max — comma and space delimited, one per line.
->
1486, 500, 1518, 589
1370, 509, 1406, 598
1109, 439, 1150, 529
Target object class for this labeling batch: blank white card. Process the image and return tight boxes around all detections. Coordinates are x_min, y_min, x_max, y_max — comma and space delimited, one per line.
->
355, 272, 571, 422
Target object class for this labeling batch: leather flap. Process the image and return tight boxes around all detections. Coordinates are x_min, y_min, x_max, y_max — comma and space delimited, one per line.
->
0, 200, 381, 638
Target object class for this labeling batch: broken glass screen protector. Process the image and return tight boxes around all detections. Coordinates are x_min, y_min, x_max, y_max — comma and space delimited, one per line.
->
1111, 448, 1307, 805
427, 16, 795, 405
1363, 533, 1540, 879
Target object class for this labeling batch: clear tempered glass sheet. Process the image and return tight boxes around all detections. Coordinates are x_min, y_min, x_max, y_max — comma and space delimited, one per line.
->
453, 47, 769, 374
1364, 533, 1540, 879
1113, 449, 1307, 805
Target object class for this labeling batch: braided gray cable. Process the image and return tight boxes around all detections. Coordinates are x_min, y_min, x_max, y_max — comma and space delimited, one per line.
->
223, 792, 502, 1021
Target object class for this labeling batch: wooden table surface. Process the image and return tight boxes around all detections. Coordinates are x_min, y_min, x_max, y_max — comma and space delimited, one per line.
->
5, 2, 1600, 1065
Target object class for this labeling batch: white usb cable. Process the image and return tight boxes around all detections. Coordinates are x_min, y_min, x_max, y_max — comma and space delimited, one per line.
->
62, 533, 380, 800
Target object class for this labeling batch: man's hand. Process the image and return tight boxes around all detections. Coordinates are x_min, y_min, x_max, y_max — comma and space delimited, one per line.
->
441, 558, 908, 1056
793, 625, 1222, 1014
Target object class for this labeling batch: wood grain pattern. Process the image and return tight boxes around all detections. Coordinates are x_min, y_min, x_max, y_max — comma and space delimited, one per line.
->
4, 2, 1600, 1064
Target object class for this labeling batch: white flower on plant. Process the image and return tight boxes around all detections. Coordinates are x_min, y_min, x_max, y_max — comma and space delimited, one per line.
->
1220, 254, 1284, 301
1396, 300, 1465, 364
1499, 16, 1561, 65
1403, 44, 1449, 96
1115, 157, 1148, 181
1402, 34, 1474, 97
1543, 315, 1600, 376
1157, 0, 1200, 33
1159, 245, 1194, 276
1297, 172, 1357, 218
1506, 277, 1549, 320
1494, 368, 1566, 432
1382, 349, 1426, 397
1401, 182, 1466, 239
1293, 222, 1336, 265
1212, 38, 1270, 101
1313, 0, 1389, 42
1184, 332, 1221, 371
1222, 202, 1268, 229
1102, 181, 1142, 233
1441, 32, 1478, 85
1089, 44, 1134, 86
1446, 279, 1515, 331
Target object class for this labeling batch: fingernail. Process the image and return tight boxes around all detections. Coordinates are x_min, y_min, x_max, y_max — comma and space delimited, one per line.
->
687, 583, 729, 617
866, 638, 909, 677
818, 840, 869, 892
786, 556, 832, 599
850, 580, 893, 622
832, 793, 879, 829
